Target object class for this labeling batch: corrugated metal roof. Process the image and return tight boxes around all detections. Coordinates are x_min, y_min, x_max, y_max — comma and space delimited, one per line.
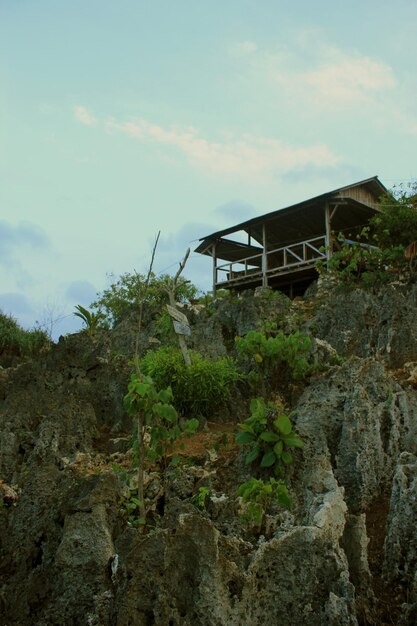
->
195, 176, 386, 258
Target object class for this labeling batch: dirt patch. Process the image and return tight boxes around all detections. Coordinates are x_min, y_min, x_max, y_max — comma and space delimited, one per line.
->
177, 422, 238, 460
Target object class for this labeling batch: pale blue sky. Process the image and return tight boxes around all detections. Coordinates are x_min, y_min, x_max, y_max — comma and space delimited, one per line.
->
1, 0, 416, 336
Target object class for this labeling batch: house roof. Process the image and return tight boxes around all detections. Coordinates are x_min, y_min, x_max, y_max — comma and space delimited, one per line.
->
196, 176, 387, 260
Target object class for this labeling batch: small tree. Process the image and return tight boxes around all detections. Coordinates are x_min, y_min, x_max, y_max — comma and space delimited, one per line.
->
91, 271, 198, 327
124, 374, 198, 524
371, 182, 417, 248
121, 235, 199, 527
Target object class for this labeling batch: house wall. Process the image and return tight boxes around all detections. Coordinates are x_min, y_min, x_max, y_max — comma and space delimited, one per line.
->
336, 186, 380, 208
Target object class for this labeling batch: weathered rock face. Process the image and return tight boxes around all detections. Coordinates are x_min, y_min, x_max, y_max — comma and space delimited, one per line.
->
188, 289, 291, 359
1, 281, 417, 625
383, 452, 417, 625
310, 279, 417, 368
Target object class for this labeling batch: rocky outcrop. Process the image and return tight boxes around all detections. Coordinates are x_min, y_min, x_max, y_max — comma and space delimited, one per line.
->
310, 278, 417, 368
1, 281, 417, 625
383, 453, 417, 625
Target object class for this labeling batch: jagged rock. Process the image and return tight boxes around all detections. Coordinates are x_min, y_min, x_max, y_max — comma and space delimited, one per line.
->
383, 452, 417, 625
1, 283, 417, 625
189, 290, 291, 359
310, 282, 417, 367
296, 357, 417, 512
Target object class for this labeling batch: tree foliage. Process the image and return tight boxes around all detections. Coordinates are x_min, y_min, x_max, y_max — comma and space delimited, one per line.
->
91, 272, 198, 327
319, 183, 417, 284
371, 182, 417, 248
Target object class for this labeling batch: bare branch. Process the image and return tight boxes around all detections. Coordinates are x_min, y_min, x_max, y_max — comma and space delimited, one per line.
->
134, 230, 161, 372
173, 247, 190, 285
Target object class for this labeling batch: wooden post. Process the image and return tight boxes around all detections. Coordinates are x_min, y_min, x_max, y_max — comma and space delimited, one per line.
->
262, 223, 268, 287
324, 202, 332, 260
212, 242, 217, 297
167, 295, 191, 366
165, 249, 192, 367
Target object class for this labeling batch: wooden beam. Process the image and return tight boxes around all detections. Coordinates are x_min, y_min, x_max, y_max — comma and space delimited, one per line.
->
324, 202, 332, 260
212, 242, 217, 296
330, 203, 339, 221
262, 224, 268, 287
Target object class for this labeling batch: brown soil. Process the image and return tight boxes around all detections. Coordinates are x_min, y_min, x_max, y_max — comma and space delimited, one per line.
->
82, 422, 239, 476
177, 421, 238, 459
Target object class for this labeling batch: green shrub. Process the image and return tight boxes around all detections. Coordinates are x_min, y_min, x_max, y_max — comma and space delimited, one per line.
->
91, 272, 199, 326
371, 183, 417, 248
0, 312, 49, 359
235, 397, 303, 528
238, 477, 290, 525
236, 397, 304, 476
326, 238, 406, 285
236, 325, 312, 395
139, 347, 239, 417
317, 184, 417, 283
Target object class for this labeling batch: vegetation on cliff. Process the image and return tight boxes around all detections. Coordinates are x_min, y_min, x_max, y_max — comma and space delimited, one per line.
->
1, 185, 417, 625
0, 311, 49, 365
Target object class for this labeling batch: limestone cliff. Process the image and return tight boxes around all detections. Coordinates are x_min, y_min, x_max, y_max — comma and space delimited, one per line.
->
1, 278, 417, 625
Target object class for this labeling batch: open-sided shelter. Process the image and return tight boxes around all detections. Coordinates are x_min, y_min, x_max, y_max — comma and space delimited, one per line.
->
195, 176, 387, 297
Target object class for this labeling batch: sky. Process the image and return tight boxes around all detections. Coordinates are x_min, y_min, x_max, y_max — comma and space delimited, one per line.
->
1, 0, 416, 337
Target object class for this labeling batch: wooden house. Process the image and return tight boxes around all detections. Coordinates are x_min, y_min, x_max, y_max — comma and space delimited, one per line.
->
195, 176, 387, 297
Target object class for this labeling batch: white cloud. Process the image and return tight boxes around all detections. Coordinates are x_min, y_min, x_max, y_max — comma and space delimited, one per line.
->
73, 105, 97, 126
106, 117, 340, 178
299, 55, 392, 105
263, 46, 396, 108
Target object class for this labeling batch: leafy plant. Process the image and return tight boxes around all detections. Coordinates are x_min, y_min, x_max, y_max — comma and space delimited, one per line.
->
236, 325, 312, 395
120, 491, 144, 528
125, 374, 198, 469
124, 373, 198, 524
192, 486, 211, 509
140, 347, 239, 417
113, 466, 146, 528
73, 305, 106, 334
238, 477, 290, 526
236, 397, 304, 475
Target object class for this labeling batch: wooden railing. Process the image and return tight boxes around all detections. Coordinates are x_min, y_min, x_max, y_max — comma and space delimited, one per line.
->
215, 235, 327, 286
